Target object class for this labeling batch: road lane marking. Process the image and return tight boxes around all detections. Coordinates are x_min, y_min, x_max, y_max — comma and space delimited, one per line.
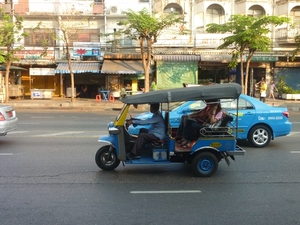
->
0, 153, 13, 156
130, 190, 201, 194
290, 151, 300, 153
9, 131, 29, 134
31, 116, 55, 119
18, 122, 40, 125
32, 131, 84, 137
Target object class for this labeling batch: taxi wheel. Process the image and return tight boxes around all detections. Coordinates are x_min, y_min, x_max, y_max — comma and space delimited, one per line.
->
248, 125, 271, 148
192, 152, 218, 177
95, 146, 120, 171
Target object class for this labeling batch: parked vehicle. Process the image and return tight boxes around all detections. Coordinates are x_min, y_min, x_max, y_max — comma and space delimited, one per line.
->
0, 105, 18, 136
95, 83, 245, 177
129, 94, 292, 148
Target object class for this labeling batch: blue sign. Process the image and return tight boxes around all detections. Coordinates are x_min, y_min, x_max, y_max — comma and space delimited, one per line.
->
73, 42, 101, 56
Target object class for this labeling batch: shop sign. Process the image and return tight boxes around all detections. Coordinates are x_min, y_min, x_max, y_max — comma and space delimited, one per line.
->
248, 56, 278, 61
73, 42, 101, 56
15, 50, 54, 60
30, 68, 55, 76
201, 54, 233, 62
199, 61, 227, 67
249, 62, 267, 68
275, 62, 300, 67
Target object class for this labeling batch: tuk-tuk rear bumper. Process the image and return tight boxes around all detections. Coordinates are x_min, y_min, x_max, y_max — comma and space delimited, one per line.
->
226, 145, 245, 155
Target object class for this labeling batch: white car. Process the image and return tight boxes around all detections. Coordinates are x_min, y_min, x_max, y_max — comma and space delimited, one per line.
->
0, 105, 18, 136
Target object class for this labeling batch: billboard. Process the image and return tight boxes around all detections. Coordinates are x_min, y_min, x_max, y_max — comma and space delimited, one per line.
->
73, 42, 101, 56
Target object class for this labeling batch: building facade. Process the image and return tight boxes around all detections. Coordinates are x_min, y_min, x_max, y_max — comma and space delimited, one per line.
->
0, 0, 300, 98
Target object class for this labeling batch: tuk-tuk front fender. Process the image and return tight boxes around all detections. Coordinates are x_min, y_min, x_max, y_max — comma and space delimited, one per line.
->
98, 135, 117, 148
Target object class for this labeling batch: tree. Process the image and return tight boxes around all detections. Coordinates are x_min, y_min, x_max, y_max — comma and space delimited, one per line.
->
44, 5, 88, 103
206, 15, 289, 94
0, 9, 30, 103
116, 8, 187, 92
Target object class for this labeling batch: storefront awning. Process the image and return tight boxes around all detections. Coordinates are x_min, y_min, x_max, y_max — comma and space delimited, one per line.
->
0, 65, 27, 71
101, 60, 144, 74
154, 55, 201, 61
55, 62, 100, 74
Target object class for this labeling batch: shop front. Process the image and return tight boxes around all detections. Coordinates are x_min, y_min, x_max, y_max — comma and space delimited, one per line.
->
273, 61, 300, 97
29, 67, 57, 99
199, 53, 232, 84
101, 59, 146, 95
0, 65, 27, 100
55, 62, 102, 98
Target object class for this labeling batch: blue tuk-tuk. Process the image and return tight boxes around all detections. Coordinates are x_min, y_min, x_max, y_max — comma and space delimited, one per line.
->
95, 83, 245, 177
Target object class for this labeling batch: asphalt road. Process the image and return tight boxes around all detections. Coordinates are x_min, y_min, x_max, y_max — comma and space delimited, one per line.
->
1, 111, 300, 225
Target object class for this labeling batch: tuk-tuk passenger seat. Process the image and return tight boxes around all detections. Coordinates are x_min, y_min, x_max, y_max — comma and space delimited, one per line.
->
199, 114, 233, 137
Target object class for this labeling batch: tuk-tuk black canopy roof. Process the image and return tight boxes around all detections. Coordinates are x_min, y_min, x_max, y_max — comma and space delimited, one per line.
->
121, 83, 242, 104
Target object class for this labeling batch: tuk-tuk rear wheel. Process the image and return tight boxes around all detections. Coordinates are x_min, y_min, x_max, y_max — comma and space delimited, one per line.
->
192, 152, 218, 177
95, 146, 120, 171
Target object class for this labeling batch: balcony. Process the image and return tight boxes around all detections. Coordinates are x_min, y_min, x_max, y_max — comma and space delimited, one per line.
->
276, 27, 300, 44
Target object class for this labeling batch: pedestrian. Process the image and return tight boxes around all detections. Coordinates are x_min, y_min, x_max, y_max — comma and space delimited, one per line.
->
268, 80, 278, 100
151, 78, 157, 91
259, 80, 267, 102
120, 87, 126, 98
256, 77, 265, 86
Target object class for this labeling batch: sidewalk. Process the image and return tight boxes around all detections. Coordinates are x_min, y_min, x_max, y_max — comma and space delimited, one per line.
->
8, 97, 126, 111
6, 96, 300, 112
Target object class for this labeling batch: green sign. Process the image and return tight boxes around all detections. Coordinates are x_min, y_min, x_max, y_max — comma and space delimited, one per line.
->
156, 61, 198, 89
248, 56, 278, 61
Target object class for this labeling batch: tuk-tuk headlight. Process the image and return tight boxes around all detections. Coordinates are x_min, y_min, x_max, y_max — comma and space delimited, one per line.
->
108, 122, 120, 134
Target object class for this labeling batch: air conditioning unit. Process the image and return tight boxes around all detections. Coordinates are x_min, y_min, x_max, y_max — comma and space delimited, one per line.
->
110, 6, 119, 14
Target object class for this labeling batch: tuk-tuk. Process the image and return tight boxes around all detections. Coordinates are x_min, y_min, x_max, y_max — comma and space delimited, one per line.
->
95, 83, 245, 177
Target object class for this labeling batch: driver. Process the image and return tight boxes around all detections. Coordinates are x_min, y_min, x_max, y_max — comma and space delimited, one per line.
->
126, 103, 166, 159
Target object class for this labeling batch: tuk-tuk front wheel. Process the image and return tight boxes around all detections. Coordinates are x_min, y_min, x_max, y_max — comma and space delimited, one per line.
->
95, 146, 120, 171
192, 152, 218, 177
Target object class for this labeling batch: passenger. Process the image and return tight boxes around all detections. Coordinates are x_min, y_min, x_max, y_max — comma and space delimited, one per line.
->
126, 103, 166, 159
175, 99, 217, 141
180, 100, 223, 148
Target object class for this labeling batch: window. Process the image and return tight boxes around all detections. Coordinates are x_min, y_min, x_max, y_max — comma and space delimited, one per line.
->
163, 3, 183, 14
206, 5, 225, 24
247, 5, 265, 17
291, 7, 300, 28
24, 28, 56, 47
68, 29, 99, 46
221, 99, 254, 110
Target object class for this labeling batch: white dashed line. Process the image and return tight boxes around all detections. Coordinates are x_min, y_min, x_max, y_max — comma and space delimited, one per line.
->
32, 131, 84, 137
130, 190, 201, 194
